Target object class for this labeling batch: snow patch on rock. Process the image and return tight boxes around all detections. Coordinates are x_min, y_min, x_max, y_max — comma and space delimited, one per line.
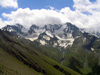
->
26, 37, 38, 41
40, 40, 47, 45
43, 35, 50, 40
56, 35, 74, 48
45, 31, 53, 38
91, 48, 95, 51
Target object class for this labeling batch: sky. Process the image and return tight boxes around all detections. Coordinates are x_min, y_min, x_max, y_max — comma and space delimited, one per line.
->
0, 0, 100, 32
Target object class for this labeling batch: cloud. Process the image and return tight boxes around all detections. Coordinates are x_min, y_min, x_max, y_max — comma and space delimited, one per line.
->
0, 18, 5, 28
72, 0, 100, 31
1, 0, 100, 32
2, 8, 69, 28
0, 18, 13, 28
0, 0, 18, 8
73, 0, 100, 13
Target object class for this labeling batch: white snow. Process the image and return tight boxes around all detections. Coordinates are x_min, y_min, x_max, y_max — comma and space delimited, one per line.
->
67, 38, 75, 45
91, 48, 95, 51
45, 31, 53, 38
59, 42, 68, 48
56, 35, 74, 48
26, 37, 38, 41
53, 43, 57, 47
25, 33, 40, 41
83, 38, 86, 43
67, 33, 73, 38
43, 35, 50, 40
56, 35, 74, 41
75, 36, 81, 39
40, 40, 47, 45
8, 28, 14, 32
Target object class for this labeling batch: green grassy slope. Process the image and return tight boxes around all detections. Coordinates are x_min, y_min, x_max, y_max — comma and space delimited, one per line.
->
0, 30, 80, 75
29, 33, 100, 75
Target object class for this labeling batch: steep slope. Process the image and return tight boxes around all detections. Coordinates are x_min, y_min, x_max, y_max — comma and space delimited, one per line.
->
2, 23, 82, 48
32, 23, 81, 48
0, 30, 80, 75
2, 23, 100, 75
3, 23, 99, 49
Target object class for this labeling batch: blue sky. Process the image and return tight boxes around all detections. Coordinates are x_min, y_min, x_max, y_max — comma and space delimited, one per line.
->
18, 0, 74, 9
0, 0, 96, 19
0, 0, 96, 13
0, 0, 74, 18
0, 0, 100, 32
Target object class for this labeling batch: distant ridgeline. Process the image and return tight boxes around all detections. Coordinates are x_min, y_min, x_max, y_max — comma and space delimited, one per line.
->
0, 22, 100, 75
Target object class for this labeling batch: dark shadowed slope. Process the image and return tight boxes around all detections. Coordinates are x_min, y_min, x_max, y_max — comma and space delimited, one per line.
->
0, 30, 80, 75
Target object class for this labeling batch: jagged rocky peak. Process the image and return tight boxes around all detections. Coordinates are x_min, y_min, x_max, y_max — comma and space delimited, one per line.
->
34, 23, 80, 48
80, 28, 100, 38
2, 24, 23, 32
44, 24, 62, 33
1, 22, 86, 48
2, 24, 28, 36
28, 24, 39, 34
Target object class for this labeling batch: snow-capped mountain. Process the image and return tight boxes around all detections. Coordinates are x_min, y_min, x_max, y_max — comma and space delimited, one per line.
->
2, 24, 28, 36
80, 28, 100, 38
33, 23, 82, 48
2, 22, 99, 49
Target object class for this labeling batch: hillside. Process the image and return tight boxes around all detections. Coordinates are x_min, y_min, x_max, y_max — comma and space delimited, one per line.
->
1, 23, 100, 75
0, 30, 80, 75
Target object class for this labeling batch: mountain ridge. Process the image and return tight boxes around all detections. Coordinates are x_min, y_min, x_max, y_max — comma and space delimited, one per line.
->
0, 29, 80, 75
2, 22, 99, 50
2, 23, 85, 48
1, 22, 100, 75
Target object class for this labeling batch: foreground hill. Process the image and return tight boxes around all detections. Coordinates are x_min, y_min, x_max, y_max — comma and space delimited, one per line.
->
0, 30, 80, 75
1, 23, 100, 75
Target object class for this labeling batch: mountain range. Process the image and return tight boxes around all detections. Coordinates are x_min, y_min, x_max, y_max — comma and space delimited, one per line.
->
2, 23, 100, 49
0, 22, 100, 75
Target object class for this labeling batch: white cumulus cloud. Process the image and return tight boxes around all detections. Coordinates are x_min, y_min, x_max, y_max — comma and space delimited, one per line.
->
2, 8, 70, 28
73, 0, 100, 32
0, 0, 100, 32
0, 18, 5, 28
0, 0, 18, 8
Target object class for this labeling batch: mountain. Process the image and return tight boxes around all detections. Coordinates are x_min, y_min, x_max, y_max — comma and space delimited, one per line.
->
0, 29, 80, 75
80, 28, 100, 38
1, 23, 100, 75
2, 24, 28, 36
2, 23, 100, 50
89, 32, 100, 38
2, 23, 84, 48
